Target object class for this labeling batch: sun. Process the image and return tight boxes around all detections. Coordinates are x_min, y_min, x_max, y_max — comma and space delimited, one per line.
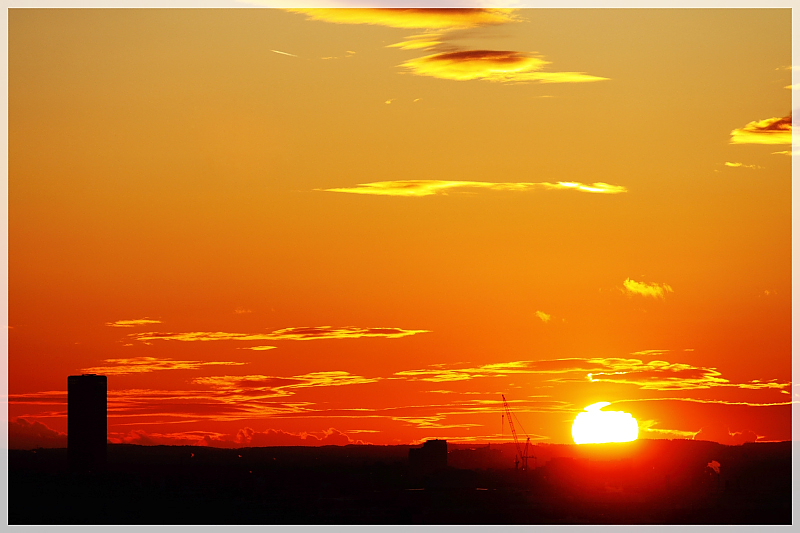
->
572, 402, 639, 444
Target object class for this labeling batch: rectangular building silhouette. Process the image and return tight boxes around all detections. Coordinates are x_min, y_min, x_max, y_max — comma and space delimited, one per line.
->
409, 439, 448, 473
68, 374, 108, 470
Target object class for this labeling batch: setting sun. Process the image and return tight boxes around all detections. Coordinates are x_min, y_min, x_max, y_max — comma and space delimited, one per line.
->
572, 402, 639, 444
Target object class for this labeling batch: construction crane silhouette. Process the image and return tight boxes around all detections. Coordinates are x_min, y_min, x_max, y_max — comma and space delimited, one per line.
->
501, 394, 535, 471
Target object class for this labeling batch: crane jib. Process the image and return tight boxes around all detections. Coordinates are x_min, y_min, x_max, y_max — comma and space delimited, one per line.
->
501, 394, 534, 471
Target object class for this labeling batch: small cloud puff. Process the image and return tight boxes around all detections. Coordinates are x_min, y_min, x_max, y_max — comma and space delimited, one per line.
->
535, 311, 552, 323
400, 50, 607, 84
622, 278, 673, 299
320, 180, 627, 197
730, 115, 792, 145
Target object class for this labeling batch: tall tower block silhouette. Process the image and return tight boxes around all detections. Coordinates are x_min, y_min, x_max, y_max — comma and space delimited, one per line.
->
68, 374, 108, 470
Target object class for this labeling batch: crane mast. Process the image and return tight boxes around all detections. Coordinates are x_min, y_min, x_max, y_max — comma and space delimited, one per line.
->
501, 394, 533, 471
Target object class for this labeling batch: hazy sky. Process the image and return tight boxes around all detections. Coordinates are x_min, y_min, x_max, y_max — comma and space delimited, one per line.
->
9, 8, 792, 448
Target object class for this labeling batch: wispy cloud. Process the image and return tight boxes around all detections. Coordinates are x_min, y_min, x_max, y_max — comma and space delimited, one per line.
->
259, 326, 428, 340
287, 8, 519, 30
400, 50, 608, 83
392, 415, 482, 429
9, 388, 310, 422
637, 421, 699, 439
622, 278, 673, 299
395, 359, 598, 382
270, 49, 297, 57
320, 180, 627, 197
617, 396, 793, 407
193, 371, 380, 395
724, 161, 759, 168
730, 115, 792, 145
388, 33, 444, 51
587, 364, 790, 392
79, 357, 246, 375
130, 326, 429, 343
535, 311, 552, 323
106, 318, 162, 328
395, 357, 791, 392
585, 361, 728, 390
630, 349, 670, 356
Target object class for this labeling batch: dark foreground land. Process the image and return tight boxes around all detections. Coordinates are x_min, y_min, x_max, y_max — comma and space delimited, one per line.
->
9, 439, 792, 525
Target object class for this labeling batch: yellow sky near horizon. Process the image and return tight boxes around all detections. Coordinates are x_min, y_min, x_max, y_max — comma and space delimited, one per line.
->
9, 8, 792, 448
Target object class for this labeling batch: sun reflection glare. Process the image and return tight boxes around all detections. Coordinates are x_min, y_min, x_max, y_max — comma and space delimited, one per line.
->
572, 401, 639, 444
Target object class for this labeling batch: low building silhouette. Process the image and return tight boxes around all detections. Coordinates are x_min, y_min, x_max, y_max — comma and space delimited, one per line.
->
68, 374, 107, 470
449, 444, 505, 470
409, 439, 447, 473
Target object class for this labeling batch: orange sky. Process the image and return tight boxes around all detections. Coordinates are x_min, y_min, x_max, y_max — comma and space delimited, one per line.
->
8, 8, 792, 448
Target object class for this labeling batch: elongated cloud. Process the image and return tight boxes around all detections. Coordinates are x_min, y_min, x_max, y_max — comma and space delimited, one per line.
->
239, 345, 277, 351
79, 357, 246, 376
259, 326, 429, 341
287, 8, 518, 30
106, 318, 162, 328
616, 396, 792, 407
193, 371, 380, 394
320, 180, 627, 197
535, 311, 552, 323
730, 115, 792, 144
401, 50, 607, 83
631, 349, 670, 356
724, 161, 759, 169
622, 278, 673, 298
130, 326, 428, 343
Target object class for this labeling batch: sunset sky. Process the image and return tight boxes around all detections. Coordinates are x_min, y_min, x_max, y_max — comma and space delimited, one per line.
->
8, 8, 793, 448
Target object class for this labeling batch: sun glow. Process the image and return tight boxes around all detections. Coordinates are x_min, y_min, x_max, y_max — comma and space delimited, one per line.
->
572, 402, 639, 444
